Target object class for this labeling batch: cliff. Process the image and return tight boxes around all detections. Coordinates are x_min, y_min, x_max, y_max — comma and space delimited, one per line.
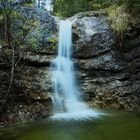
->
0, 9, 140, 126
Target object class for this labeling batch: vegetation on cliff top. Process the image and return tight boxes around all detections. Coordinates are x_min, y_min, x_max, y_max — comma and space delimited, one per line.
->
53, 0, 140, 43
106, 0, 140, 45
53, 0, 140, 17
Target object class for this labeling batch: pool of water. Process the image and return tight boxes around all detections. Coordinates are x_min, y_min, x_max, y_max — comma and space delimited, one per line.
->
0, 111, 140, 140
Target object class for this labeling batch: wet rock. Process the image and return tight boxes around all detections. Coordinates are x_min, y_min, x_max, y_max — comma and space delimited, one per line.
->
0, 48, 54, 127
15, 65, 53, 99
78, 51, 127, 71
15, 6, 57, 51
70, 11, 115, 58
21, 51, 55, 67
0, 100, 52, 126
72, 11, 140, 111
79, 69, 139, 111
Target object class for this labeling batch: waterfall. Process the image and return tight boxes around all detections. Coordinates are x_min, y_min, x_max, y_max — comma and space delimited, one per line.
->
51, 20, 102, 120
44, 0, 53, 11
35, 0, 53, 11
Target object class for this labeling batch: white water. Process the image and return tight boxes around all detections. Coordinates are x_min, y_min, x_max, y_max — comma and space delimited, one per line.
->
44, 0, 53, 11
35, 0, 53, 11
51, 20, 102, 120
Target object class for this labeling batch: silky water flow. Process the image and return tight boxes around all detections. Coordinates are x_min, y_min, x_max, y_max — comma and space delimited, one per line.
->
51, 20, 102, 120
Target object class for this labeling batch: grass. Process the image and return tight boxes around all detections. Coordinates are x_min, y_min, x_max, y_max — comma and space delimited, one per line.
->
106, 3, 130, 37
20, 2, 34, 8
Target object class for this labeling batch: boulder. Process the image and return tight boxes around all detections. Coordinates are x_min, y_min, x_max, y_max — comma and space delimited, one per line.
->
15, 6, 57, 52
71, 11, 140, 111
70, 11, 115, 58
78, 50, 127, 71
0, 48, 54, 127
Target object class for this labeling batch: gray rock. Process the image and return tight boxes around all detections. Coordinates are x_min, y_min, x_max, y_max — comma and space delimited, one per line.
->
15, 6, 57, 51
21, 51, 55, 66
70, 11, 115, 58
15, 65, 53, 98
71, 11, 140, 111
78, 51, 127, 71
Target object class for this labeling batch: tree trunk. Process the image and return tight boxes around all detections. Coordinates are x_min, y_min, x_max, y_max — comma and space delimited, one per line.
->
4, 16, 8, 43
0, 46, 15, 117
4, 13, 11, 46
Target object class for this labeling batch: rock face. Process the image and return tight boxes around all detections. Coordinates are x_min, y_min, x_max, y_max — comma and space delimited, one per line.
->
15, 50, 55, 100
15, 5, 57, 50
0, 6, 57, 126
0, 9, 140, 126
70, 11, 140, 111
0, 47, 11, 106
70, 11, 115, 58
0, 47, 54, 127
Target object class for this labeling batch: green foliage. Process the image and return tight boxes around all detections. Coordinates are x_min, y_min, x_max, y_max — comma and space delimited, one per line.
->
89, 1, 109, 10
0, 40, 7, 46
47, 37, 57, 44
90, 3, 102, 10
0, 9, 3, 20
0, 0, 43, 50
20, 2, 34, 7
27, 23, 51, 51
9, 10, 37, 48
107, 3, 130, 37
47, 37, 58, 50
27, 27, 43, 51
53, 0, 91, 17
53, 0, 140, 17
106, 0, 140, 42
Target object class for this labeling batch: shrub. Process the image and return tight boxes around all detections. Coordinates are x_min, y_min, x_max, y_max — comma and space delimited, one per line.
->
106, 3, 130, 41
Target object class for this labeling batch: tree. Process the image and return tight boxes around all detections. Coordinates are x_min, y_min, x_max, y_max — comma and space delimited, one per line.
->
0, 0, 36, 116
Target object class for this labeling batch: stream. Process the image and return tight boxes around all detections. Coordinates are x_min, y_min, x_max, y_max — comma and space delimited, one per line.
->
0, 111, 140, 140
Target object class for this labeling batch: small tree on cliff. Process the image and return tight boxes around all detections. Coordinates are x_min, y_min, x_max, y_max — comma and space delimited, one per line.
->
0, 0, 36, 116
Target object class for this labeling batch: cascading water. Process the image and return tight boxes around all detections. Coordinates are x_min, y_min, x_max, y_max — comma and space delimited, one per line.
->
35, 0, 53, 11
44, 0, 53, 11
51, 20, 102, 120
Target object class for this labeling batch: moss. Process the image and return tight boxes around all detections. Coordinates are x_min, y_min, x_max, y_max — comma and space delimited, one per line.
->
0, 10, 3, 21
47, 37, 58, 44
90, 3, 102, 10
106, 1, 139, 42
51, 45, 57, 50
107, 4, 129, 34
47, 37, 58, 51
0, 40, 7, 46
20, 2, 34, 8
0, 15, 3, 20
